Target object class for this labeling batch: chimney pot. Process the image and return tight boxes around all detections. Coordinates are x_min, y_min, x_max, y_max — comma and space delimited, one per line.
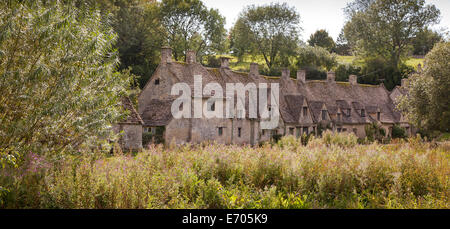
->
220, 57, 231, 68
327, 71, 336, 83
349, 75, 357, 85
161, 47, 172, 64
250, 63, 259, 76
186, 50, 196, 64
282, 68, 290, 79
297, 70, 306, 84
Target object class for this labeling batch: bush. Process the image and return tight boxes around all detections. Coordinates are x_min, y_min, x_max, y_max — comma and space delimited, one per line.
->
296, 45, 338, 71
335, 64, 362, 82
309, 130, 358, 148
205, 56, 221, 68
365, 123, 386, 142
392, 125, 407, 139
0, 1, 131, 160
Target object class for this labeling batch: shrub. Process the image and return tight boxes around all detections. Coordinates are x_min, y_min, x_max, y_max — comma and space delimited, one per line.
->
392, 125, 407, 139
277, 136, 302, 150
309, 130, 358, 148
205, 56, 221, 68
365, 123, 386, 142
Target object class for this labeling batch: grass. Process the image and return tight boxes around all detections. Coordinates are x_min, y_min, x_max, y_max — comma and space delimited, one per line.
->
336, 55, 357, 65
405, 58, 425, 70
226, 54, 424, 72
1, 132, 448, 209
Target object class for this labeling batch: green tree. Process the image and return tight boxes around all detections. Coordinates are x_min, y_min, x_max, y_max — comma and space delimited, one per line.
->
296, 45, 337, 71
231, 3, 301, 69
0, 1, 132, 160
89, 0, 163, 89
397, 42, 450, 133
229, 17, 254, 63
343, 0, 440, 72
308, 29, 336, 52
159, 0, 226, 62
411, 28, 443, 56
334, 30, 352, 55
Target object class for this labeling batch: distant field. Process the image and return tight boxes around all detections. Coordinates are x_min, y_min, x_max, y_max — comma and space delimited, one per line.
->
227, 54, 425, 72
337, 56, 424, 69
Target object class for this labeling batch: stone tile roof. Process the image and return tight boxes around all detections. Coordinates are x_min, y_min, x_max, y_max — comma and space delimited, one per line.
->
365, 105, 379, 114
141, 60, 400, 127
309, 101, 325, 123
119, 97, 144, 125
141, 99, 175, 126
283, 95, 305, 123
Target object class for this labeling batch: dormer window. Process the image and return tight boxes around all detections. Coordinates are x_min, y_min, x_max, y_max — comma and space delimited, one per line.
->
154, 79, 160, 85
303, 107, 308, 117
337, 113, 341, 122
347, 109, 351, 116
322, 110, 327, 120
377, 112, 381, 121
361, 109, 366, 117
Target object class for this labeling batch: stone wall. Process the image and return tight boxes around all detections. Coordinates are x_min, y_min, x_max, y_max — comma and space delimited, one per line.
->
114, 124, 143, 150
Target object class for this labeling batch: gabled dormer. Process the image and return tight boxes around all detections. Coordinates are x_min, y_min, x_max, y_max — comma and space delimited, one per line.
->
366, 106, 382, 122
309, 101, 331, 123
320, 103, 331, 121
299, 97, 314, 124
336, 107, 343, 123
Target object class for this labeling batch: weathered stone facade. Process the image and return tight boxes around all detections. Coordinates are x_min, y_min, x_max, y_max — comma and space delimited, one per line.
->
114, 97, 144, 150
134, 47, 412, 146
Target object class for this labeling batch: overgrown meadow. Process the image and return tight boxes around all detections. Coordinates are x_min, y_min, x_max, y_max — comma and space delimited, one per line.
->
1, 132, 448, 209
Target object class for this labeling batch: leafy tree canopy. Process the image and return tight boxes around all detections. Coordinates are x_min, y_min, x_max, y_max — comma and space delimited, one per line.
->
397, 42, 450, 133
296, 45, 337, 71
308, 29, 336, 52
0, 0, 133, 164
159, 0, 227, 62
230, 2, 302, 69
343, 0, 440, 71
411, 28, 443, 56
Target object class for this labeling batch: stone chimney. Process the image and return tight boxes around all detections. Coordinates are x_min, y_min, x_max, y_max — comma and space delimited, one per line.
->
186, 50, 196, 64
281, 68, 290, 79
327, 71, 336, 83
349, 75, 357, 85
220, 57, 231, 68
297, 70, 306, 84
250, 63, 259, 76
161, 47, 172, 64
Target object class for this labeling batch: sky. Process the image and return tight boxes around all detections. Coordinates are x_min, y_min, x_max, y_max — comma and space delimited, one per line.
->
202, 0, 450, 40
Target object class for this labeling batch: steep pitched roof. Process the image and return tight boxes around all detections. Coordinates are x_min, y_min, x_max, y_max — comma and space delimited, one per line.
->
283, 95, 305, 123
141, 99, 175, 126
119, 97, 144, 125
309, 101, 325, 122
140, 58, 401, 127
